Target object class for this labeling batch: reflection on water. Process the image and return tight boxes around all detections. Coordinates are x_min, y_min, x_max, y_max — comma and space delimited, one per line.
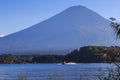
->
0, 63, 112, 80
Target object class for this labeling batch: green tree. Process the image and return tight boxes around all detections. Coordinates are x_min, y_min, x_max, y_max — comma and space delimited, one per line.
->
110, 17, 120, 39
103, 18, 120, 80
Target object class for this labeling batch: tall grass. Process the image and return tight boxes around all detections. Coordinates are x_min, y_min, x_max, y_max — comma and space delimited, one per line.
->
18, 74, 27, 80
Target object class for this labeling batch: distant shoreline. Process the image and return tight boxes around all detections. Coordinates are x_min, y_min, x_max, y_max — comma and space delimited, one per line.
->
0, 46, 120, 64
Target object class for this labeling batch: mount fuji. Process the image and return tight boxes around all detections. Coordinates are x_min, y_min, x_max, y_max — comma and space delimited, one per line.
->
0, 5, 117, 54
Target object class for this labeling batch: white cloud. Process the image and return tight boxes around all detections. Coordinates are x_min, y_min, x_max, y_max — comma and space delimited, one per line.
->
0, 34, 5, 37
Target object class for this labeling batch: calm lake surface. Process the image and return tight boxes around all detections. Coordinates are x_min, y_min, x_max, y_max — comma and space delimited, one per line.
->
0, 63, 113, 80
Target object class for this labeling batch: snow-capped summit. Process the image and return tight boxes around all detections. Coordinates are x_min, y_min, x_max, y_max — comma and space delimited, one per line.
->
0, 5, 117, 54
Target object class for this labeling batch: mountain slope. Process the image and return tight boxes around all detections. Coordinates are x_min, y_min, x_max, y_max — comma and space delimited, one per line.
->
0, 5, 117, 54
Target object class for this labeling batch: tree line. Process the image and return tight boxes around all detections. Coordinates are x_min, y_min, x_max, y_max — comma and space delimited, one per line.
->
1, 45, 120, 64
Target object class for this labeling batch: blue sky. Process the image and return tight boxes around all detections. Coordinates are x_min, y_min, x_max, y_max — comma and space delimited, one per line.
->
0, 0, 120, 35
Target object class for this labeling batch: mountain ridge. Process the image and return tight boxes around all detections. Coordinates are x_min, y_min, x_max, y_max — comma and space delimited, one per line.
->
0, 5, 117, 54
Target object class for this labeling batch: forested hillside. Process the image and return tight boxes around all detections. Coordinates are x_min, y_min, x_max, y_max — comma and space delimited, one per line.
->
0, 46, 120, 64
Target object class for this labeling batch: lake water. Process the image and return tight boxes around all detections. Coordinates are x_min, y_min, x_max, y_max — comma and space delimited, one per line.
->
0, 63, 113, 80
